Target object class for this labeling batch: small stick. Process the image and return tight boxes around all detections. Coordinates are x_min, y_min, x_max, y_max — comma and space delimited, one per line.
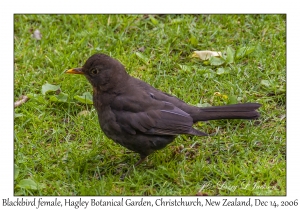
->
14, 95, 29, 108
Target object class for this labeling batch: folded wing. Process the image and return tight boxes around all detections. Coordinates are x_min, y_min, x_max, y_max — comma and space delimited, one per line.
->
112, 101, 207, 136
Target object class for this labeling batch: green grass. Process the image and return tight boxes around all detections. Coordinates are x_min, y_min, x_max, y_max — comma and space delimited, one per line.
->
14, 14, 286, 196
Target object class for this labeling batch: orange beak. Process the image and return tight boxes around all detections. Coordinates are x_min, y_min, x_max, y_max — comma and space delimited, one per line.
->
65, 68, 84, 74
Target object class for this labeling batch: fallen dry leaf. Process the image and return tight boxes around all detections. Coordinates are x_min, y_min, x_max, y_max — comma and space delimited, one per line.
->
192, 50, 222, 60
196, 191, 209, 196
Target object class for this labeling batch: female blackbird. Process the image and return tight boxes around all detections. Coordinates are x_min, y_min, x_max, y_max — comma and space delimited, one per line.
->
66, 53, 260, 178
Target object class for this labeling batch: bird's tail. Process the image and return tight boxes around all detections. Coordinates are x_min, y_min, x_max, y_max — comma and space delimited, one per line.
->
195, 103, 261, 121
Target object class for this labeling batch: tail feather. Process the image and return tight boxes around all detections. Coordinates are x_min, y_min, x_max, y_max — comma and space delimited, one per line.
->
195, 103, 261, 121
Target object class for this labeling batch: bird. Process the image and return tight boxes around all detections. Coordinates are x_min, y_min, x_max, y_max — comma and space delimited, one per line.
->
66, 53, 261, 179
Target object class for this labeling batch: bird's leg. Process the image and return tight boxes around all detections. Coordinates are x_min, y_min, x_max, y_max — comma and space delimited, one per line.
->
120, 155, 147, 180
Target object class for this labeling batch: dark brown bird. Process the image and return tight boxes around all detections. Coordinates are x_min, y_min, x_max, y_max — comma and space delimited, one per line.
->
66, 53, 261, 178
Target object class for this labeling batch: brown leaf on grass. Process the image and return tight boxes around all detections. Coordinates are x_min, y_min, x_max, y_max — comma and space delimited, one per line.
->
196, 191, 209, 196
14, 95, 29, 108
195, 184, 209, 196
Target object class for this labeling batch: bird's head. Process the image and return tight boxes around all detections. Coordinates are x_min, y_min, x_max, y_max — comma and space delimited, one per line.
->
66, 53, 129, 92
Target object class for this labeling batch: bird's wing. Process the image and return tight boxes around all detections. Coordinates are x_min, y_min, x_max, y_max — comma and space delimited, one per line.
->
112, 99, 205, 136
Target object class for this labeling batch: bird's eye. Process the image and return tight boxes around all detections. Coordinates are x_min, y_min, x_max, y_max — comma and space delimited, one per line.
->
90, 68, 99, 75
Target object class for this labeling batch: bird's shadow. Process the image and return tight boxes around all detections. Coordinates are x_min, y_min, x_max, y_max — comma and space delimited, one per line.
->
75, 151, 155, 180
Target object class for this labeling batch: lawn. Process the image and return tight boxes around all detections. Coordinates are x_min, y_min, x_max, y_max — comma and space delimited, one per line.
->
14, 14, 286, 195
